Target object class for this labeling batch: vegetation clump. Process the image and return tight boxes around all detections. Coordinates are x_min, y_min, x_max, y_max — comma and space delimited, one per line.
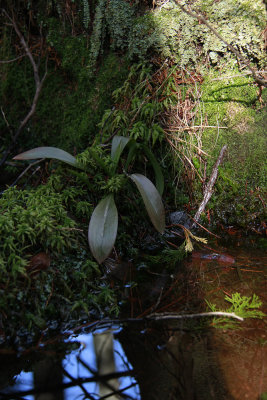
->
0, 183, 79, 273
0, 0, 266, 339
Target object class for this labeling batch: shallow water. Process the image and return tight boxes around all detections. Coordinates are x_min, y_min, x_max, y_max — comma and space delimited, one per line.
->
0, 241, 266, 400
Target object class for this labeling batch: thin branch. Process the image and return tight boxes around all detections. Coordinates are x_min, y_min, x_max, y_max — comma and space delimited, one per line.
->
193, 145, 227, 225
61, 366, 95, 400
173, 1, 267, 87
188, 215, 220, 238
75, 311, 244, 328
165, 125, 228, 130
9, 158, 45, 187
1, 107, 13, 138
98, 382, 138, 400
0, 9, 48, 167
146, 311, 244, 322
0, 53, 27, 63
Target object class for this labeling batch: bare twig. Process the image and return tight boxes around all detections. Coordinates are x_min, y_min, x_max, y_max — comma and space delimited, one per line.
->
193, 145, 227, 225
0, 53, 27, 63
146, 311, 243, 321
0, 9, 48, 167
165, 125, 228, 130
188, 215, 220, 238
9, 158, 45, 187
1, 107, 13, 139
98, 382, 138, 400
173, 1, 267, 88
61, 367, 95, 400
76, 311, 244, 328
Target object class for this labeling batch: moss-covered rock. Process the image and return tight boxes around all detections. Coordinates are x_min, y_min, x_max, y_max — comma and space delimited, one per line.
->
193, 71, 266, 228
127, 0, 266, 67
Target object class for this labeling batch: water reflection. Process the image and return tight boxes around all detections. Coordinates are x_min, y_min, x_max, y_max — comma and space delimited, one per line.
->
0, 242, 266, 400
2, 371, 34, 400
0, 329, 140, 400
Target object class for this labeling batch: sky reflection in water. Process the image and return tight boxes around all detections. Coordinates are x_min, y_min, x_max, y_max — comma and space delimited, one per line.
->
4, 328, 140, 400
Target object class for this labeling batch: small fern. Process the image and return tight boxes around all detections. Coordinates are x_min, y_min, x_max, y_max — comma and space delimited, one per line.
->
206, 293, 265, 329
224, 293, 265, 319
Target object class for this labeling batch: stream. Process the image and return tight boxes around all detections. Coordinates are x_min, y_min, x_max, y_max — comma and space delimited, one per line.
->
0, 239, 266, 400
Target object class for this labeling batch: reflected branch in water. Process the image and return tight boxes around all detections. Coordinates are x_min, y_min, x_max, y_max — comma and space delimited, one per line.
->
77, 354, 98, 375
0, 371, 134, 399
61, 366, 95, 400
98, 382, 138, 400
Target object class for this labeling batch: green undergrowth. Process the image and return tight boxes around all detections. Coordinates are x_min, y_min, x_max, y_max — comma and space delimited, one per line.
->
0, 171, 123, 339
0, 140, 167, 339
206, 293, 265, 329
0, 175, 87, 271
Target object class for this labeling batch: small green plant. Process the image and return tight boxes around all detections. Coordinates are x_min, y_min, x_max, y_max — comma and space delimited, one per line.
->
206, 292, 265, 328
14, 136, 166, 263
0, 184, 78, 276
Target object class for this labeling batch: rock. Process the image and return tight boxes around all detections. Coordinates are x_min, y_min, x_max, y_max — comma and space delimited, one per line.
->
169, 211, 191, 228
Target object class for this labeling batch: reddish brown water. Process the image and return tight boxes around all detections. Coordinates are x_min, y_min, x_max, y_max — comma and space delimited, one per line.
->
0, 241, 266, 400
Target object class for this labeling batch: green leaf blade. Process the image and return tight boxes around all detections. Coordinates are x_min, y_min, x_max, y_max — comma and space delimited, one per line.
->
141, 145, 164, 195
130, 173, 165, 234
111, 136, 130, 161
13, 147, 77, 167
88, 194, 118, 264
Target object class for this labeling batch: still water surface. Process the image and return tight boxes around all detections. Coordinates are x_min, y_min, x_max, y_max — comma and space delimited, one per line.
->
0, 241, 266, 400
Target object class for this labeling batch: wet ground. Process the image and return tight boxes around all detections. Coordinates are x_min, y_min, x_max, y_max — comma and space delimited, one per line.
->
0, 239, 266, 400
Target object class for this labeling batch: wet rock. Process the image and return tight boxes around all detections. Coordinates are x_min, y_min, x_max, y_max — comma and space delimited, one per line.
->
164, 211, 192, 242
169, 211, 191, 228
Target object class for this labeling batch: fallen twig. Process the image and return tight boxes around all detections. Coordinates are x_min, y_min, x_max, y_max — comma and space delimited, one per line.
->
192, 145, 227, 226
71, 311, 244, 329
165, 125, 228, 131
146, 311, 243, 321
188, 216, 220, 238
8, 158, 45, 187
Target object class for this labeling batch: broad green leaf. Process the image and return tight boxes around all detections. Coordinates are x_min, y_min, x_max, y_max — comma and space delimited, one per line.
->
130, 173, 165, 234
124, 141, 138, 172
13, 147, 77, 167
88, 194, 118, 264
111, 136, 130, 163
141, 145, 164, 195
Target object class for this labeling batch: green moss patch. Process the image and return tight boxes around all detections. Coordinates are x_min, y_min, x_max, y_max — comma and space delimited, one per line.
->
196, 72, 266, 228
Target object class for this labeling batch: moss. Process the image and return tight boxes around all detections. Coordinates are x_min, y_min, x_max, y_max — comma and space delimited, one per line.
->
168, 64, 266, 228
127, 0, 265, 67
0, 187, 75, 283
198, 74, 266, 227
